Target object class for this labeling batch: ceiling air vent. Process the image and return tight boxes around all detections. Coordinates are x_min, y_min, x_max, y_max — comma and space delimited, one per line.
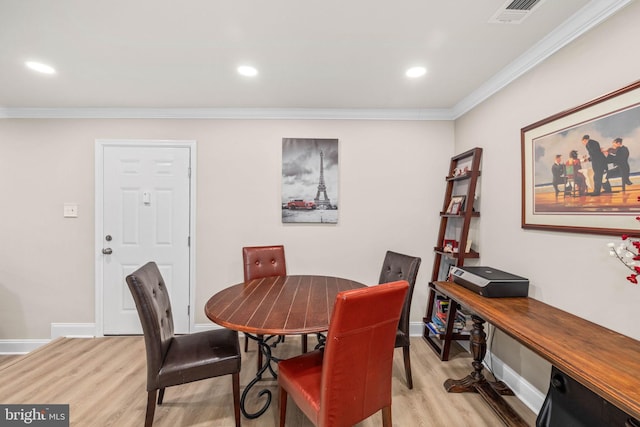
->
489, 0, 547, 24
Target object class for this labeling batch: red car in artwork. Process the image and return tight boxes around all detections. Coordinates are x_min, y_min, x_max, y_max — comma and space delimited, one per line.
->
287, 199, 316, 210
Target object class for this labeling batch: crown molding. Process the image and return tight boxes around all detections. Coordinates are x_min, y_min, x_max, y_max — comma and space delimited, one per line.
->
0, 107, 454, 121
0, 0, 630, 122
451, 0, 633, 119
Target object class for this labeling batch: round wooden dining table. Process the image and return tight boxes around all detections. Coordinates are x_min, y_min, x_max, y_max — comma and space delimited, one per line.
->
205, 274, 365, 418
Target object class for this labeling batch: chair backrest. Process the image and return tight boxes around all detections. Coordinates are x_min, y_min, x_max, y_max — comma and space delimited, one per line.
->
125, 261, 174, 390
319, 280, 408, 426
378, 251, 421, 337
242, 245, 287, 281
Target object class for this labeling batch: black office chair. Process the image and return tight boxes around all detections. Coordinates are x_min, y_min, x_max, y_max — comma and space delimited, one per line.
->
378, 250, 421, 389
126, 261, 241, 427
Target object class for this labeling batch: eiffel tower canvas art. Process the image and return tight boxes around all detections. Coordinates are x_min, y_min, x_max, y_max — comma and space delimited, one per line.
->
282, 138, 338, 223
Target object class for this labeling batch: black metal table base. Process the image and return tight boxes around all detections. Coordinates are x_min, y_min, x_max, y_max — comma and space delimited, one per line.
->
240, 332, 327, 419
240, 334, 282, 419
315, 332, 326, 350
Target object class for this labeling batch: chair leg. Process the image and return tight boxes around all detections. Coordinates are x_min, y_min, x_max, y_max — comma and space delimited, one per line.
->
145, 390, 157, 427
301, 334, 308, 353
232, 372, 241, 427
157, 388, 165, 404
381, 405, 392, 427
402, 345, 413, 389
279, 387, 288, 427
244, 335, 249, 352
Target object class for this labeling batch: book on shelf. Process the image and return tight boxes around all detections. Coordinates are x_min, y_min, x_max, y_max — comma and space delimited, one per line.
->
457, 308, 474, 330
426, 320, 453, 335
426, 320, 465, 335
432, 314, 464, 331
435, 311, 466, 329
426, 322, 444, 336
436, 298, 449, 313
427, 297, 473, 335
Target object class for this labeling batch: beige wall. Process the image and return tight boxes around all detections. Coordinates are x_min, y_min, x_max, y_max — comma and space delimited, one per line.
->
454, 1, 640, 393
0, 118, 452, 338
2, 2, 640, 410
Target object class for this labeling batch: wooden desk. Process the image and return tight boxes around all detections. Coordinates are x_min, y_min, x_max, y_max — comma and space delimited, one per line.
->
205, 275, 365, 418
431, 280, 640, 425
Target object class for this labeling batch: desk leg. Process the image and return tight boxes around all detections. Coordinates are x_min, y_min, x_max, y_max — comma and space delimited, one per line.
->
444, 315, 512, 394
240, 334, 280, 419
444, 315, 526, 427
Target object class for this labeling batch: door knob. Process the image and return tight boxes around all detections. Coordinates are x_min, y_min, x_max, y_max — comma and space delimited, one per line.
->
102, 248, 113, 255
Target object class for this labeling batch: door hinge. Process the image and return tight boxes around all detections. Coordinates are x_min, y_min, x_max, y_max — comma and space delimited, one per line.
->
188, 167, 191, 178
187, 305, 190, 316
187, 236, 191, 247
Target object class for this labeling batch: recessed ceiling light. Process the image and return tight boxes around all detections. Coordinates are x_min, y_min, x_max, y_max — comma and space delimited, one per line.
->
237, 66, 258, 77
406, 66, 427, 78
25, 61, 56, 75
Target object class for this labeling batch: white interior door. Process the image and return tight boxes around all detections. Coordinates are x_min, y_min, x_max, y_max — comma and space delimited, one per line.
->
100, 143, 191, 334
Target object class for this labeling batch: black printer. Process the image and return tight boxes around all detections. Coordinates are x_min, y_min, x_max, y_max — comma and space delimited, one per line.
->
450, 266, 529, 298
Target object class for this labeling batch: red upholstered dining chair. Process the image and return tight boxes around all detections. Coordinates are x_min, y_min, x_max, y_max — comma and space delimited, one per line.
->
277, 280, 409, 427
243, 245, 287, 283
242, 245, 308, 368
378, 250, 422, 389
126, 262, 241, 427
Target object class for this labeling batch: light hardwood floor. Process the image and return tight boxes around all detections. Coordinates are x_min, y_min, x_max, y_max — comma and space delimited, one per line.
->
0, 336, 536, 426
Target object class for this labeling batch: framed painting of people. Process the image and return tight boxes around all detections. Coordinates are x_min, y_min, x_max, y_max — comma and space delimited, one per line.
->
282, 138, 339, 224
521, 80, 640, 236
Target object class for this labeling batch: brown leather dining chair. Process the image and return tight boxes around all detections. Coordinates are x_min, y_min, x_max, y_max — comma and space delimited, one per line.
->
126, 261, 241, 427
278, 280, 409, 427
378, 250, 421, 389
242, 245, 308, 367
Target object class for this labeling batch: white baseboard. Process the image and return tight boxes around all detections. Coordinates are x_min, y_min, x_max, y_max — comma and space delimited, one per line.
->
487, 352, 546, 415
409, 321, 424, 337
51, 323, 97, 339
0, 323, 98, 354
0, 339, 50, 354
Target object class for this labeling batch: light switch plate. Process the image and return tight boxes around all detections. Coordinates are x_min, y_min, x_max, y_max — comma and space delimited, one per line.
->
64, 203, 78, 218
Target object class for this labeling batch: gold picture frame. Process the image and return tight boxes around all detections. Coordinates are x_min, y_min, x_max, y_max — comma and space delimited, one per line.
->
521, 80, 640, 236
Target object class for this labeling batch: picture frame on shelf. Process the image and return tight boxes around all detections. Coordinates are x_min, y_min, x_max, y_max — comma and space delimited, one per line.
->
521, 80, 640, 236
446, 195, 465, 215
443, 239, 458, 253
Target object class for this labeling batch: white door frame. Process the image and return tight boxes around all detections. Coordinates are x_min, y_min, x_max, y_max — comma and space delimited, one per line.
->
94, 139, 197, 337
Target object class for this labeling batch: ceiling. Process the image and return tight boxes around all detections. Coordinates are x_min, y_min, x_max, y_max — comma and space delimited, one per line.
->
0, 0, 631, 119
